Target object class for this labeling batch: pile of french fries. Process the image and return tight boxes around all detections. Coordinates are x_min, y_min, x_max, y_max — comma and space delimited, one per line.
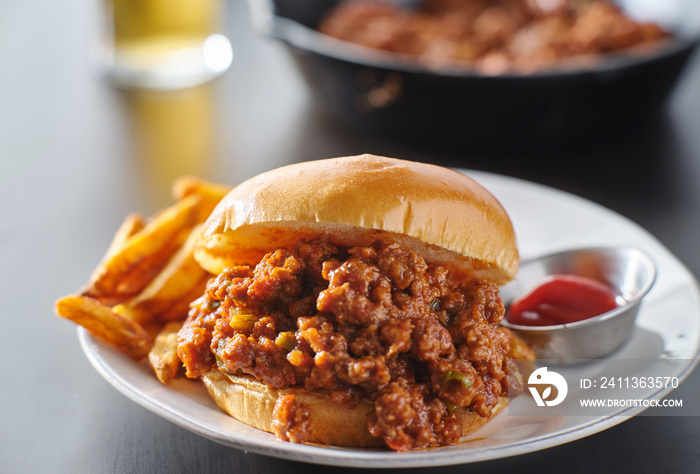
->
55, 177, 232, 384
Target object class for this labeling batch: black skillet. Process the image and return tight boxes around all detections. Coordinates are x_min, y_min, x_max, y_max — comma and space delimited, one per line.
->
247, 0, 700, 149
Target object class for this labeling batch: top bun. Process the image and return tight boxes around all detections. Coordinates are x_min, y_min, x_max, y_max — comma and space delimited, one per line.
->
195, 154, 518, 284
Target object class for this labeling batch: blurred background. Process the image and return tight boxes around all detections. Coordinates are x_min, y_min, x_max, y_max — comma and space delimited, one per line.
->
2, 0, 700, 472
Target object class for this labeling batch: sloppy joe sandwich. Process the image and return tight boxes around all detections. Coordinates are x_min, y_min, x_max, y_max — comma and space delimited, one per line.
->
177, 154, 533, 451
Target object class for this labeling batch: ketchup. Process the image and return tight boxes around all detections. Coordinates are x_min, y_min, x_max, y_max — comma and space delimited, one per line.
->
507, 274, 620, 326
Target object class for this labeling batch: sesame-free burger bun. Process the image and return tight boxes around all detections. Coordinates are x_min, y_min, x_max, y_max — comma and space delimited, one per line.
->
201, 371, 509, 448
194, 154, 518, 284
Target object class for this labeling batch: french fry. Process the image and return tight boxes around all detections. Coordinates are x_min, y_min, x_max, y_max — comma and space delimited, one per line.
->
80, 213, 146, 304
148, 321, 184, 384
103, 213, 146, 261
59, 176, 227, 366
112, 226, 191, 297
55, 295, 152, 360
112, 225, 207, 325
83, 227, 189, 303
172, 176, 232, 201
158, 276, 209, 322
87, 194, 202, 298
172, 176, 232, 222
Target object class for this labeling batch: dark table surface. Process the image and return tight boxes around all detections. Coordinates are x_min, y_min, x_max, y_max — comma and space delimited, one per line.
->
3, 1, 700, 472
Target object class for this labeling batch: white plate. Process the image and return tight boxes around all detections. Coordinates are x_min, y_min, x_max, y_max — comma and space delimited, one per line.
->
78, 170, 700, 468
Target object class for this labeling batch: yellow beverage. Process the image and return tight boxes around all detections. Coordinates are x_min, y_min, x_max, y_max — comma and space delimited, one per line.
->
127, 85, 216, 207
112, 0, 217, 50
101, 0, 231, 90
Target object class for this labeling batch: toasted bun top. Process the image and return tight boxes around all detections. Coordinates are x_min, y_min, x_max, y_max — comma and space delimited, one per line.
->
195, 154, 518, 283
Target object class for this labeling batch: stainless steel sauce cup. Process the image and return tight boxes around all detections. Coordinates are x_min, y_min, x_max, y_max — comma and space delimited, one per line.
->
500, 247, 656, 362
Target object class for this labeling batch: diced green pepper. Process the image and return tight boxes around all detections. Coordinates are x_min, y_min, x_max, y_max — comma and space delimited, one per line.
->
206, 299, 221, 311
275, 331, 296, 351
229, 308, 256, 332
443, 370, 474, 389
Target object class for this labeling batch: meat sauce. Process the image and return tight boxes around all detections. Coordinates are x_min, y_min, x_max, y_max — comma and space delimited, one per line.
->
507, 274, 620, 326
178, 239, 530, 451
318, 0, 670, 75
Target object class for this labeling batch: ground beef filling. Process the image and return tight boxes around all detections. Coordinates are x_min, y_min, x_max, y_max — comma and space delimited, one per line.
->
178, 239, 511, 451
318, 0, 670, 75
271, 394, 311, 444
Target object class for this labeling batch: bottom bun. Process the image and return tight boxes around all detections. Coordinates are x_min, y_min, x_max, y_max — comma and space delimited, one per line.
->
202, 371, 509, 448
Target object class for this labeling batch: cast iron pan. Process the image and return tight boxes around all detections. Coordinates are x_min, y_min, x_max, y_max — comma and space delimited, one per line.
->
247, 0, 700, 149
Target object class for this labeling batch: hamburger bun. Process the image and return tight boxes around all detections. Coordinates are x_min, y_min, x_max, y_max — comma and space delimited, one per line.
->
202, 371, 509, 447
195, 154, 518, 285
186, 154, 523, 450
